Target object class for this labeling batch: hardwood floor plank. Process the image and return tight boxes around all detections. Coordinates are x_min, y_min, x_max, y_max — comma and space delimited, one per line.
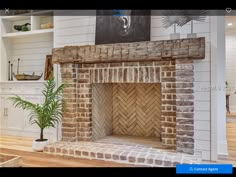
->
0, 148, 133, 167
0, 135, 133, 167
0, 121, 236, 166
226, 122, 236, 164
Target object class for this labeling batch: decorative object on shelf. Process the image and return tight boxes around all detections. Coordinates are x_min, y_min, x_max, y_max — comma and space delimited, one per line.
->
161, 10, 207, 39
10, 64, 13, 81
14, 10, 30, 15
161, 10, 187, 40
8, 78, 64, 152
13, 58, 42, 80
44, 55, 53, 80
177, 10, 207, 38
13, 72, 43, 81
14, 23, 31, 32
8, 61, 11, 81
40, 22, 53, 29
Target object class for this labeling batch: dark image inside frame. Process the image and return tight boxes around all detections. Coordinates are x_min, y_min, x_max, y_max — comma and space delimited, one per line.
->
95, 10, 151, 45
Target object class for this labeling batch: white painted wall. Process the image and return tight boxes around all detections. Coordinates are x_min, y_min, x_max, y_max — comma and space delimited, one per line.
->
226, 28, 236, 112
211, 17, 227, 159
54, 15, 95, 47
53, 11, 227, 160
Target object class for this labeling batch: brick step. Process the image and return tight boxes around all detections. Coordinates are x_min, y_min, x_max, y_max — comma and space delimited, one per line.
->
44, 141, 202, 167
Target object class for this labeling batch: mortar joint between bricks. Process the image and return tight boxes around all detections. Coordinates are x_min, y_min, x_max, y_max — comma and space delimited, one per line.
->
143, 151, 150, 164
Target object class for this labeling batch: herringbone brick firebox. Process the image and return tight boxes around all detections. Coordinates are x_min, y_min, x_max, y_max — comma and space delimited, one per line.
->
52, 37, 205, 155
92, 83, 162, 141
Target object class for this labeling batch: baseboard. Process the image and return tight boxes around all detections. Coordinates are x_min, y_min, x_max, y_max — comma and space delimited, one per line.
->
217, 154, 228, 160
217, 140, 228, 160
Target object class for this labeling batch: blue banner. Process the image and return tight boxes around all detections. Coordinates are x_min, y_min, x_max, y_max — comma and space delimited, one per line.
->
176, 164, 233, 174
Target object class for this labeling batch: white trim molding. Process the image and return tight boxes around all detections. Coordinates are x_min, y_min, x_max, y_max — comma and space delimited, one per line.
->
210, 16, 228, 161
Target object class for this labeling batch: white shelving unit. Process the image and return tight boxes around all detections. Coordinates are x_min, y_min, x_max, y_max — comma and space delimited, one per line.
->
0, 10, 56, 140
1, 10, 54, 38
2, 28, 53, 38
0, 10, 54, 82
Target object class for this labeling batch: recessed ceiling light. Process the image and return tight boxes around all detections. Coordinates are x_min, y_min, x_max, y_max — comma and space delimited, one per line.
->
228, 23, 233, 26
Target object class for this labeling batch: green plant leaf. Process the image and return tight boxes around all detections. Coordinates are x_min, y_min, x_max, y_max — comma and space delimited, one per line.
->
8, 78, 64, 141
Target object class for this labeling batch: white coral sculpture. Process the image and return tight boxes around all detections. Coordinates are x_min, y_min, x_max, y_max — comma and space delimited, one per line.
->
161, 10, 207, 34
161, 10, 188, 33
175, 10, 207, 33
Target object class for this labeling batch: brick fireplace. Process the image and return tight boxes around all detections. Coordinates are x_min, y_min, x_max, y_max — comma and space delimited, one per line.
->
52, 37, 205, 155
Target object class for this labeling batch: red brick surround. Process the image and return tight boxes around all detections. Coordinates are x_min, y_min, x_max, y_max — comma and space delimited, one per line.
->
52, 37, 205, 154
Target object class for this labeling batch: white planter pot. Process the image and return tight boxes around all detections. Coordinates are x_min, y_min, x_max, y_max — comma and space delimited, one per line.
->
32, 139, 49, 152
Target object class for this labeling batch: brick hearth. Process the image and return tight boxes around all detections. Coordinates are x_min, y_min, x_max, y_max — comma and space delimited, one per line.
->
47, 37, 205, 162
44, 141, 202, 167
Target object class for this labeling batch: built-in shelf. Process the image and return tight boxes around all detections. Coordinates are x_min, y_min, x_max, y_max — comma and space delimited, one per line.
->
2, 28, 53, 38
31, 10, 53, 16
0, 11, 54, 85
1, 10, 53, 21
0, 80, 46, 84
1, 15, 31, 22
0, 11, 56, 139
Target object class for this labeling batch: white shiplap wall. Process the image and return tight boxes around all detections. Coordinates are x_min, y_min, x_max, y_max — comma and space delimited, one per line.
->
226, 29, 236, 112
54, 16, 95, 47
54, 12, 211, 160
10, 33, 53, 80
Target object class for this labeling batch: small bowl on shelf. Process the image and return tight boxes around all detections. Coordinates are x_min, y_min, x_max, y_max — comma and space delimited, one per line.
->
40, 23, 53, 29
13, 72, 43, 81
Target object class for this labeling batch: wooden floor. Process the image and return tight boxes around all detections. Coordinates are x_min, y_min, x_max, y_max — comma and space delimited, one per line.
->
226, 122, 236, 159
227, 112, 236, 118
0, 136, 132, 167
226, 113, 236, 160
0, 148, 133, 167
226, 112, 236, 158
1, 121, 236, 166
0, 135, 33, 152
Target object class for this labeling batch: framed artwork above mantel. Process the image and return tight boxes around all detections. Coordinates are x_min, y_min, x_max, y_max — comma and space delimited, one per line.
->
95, 10, 151, 45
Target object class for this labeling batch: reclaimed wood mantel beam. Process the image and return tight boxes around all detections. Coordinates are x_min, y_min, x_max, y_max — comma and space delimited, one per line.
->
52, 37, 205, 64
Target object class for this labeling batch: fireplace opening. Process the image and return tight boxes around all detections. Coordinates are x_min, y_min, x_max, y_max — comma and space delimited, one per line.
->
54, 37, 206, 155
92, 83, 163, 147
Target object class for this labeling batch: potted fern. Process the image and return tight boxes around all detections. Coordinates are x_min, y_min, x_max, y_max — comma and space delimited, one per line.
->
9, 78, 64, 151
